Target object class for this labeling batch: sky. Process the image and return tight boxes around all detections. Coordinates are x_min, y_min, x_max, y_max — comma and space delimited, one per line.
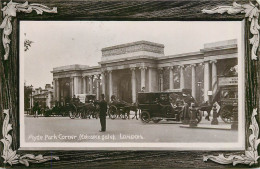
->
20, 21, 241, 88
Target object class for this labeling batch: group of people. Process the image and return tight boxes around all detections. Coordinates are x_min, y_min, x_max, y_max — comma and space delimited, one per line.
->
68, 94, 108, 132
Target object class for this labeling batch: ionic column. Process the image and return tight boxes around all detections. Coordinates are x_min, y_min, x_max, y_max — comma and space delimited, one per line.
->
57, 78, 60, 101
101, 72, 106, 95
131, 67, 136, 103
168, 66, 174, 89
158, 68, 164, 91
179, 65, 185, 89
191, 64, 196, 98
74, 76, 80, 95
30, 94, 34, 109
139, 66, 147, 91
70, 77, 74, 97
204, 61, 210, 102
89, 75, 93, 94
53, 79, 57, 100
96, 74, 101, 100
211, 60, 218, 97
108, 70, 113, 101
148, 68, 152, 92
82, 76, 87, 94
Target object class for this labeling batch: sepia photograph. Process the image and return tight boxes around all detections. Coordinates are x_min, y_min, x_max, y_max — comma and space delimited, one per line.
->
19, 21, 244, 150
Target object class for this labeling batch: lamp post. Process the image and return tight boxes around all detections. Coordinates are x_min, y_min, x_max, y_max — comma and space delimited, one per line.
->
30, 84, 33, 115
197, 81, 202, 104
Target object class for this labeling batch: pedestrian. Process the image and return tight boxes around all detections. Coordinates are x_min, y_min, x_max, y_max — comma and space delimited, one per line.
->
99, 94, 107, 132
141, 86, 145, 92
34, 101, 39, 118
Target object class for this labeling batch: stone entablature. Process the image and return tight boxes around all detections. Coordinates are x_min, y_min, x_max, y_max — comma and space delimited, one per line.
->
103, 62, 158, 71
101, 40, 164, 56
201, 39, 237, 57
52, 39, 238, 78
82, 66, 101, 76
204, 39, 237, 49
52, 64, 89, 73
101, 41, 165, 62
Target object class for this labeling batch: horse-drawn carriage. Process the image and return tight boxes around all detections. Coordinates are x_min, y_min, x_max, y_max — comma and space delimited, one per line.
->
138, 89, 202, 124
108, 95, 137, 119
68, 94, 100, 119
39, 94, 99, 119
214, 85, 238, 124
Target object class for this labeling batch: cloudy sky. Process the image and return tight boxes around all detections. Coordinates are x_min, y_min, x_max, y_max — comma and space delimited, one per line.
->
20, 21, 241, 88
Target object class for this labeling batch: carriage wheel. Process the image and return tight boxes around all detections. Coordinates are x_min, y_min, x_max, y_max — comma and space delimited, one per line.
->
75, 111, 81, 119
69, 111, 75, 119
124, 107, 130, 119
85, 109, 92, 119
69, 104, 77, 119
196, 110, 203, 124
109, 105, 117, 119
81, 109, 87, 119
141, 111, 150, 123
220, 105, 234, 124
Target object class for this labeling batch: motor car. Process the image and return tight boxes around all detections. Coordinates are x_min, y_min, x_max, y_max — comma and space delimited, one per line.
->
138, 89, 202, 123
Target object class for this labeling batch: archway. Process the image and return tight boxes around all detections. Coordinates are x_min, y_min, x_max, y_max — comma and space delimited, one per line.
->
118, 74, 132, 103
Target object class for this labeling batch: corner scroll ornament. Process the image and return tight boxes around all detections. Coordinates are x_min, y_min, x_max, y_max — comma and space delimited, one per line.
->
0, 0, 57, 60
1, 109, 60, 167
202, 1, 260, 60
203, 108, 260, 166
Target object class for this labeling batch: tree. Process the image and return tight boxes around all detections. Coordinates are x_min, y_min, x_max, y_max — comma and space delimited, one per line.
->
24, 85, 32, 110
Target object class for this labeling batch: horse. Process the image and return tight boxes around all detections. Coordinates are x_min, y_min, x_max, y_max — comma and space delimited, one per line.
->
198, 101, 212, 121
130, 103, 139, 120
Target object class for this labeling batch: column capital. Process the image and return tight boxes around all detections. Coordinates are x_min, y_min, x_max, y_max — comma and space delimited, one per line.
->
167, 66, 174, 70
101, 71, 107, 76
95, 74, 101, 79
178, 65, 185, 69
130, 67, 136, 71
158, 67, 164, 74
139, 66, 147, 70
158, 67, 164, 70
209, 60, 217, 64
88, 75, 94, 79
198, 62, 204, 66
107, 70, 112, 73
191, 63, 197, 67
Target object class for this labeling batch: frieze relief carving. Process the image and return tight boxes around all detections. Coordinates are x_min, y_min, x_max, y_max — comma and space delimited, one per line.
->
102, 43, 164, 57
0, 0, 57, 60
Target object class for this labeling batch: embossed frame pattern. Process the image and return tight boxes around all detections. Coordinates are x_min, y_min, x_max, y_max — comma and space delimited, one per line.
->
0, 0, 259, 168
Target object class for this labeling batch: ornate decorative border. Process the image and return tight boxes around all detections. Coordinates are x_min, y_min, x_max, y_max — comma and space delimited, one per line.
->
0, 0, 57, 60
0, 0, 259, 168
1, 109, 59, 166
203, 108, 259, 166
0, 0, 59, 167
202, 0, 260, 166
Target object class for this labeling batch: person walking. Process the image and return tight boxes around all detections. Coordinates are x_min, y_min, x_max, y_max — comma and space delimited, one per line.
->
99, 94, 107, 132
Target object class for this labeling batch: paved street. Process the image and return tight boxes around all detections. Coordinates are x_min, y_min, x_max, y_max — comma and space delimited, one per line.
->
24, 112, 238, 143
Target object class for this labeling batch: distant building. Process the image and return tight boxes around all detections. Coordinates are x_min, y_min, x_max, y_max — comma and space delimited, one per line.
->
52, 39, 238, 103
29, 84, 54, 109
